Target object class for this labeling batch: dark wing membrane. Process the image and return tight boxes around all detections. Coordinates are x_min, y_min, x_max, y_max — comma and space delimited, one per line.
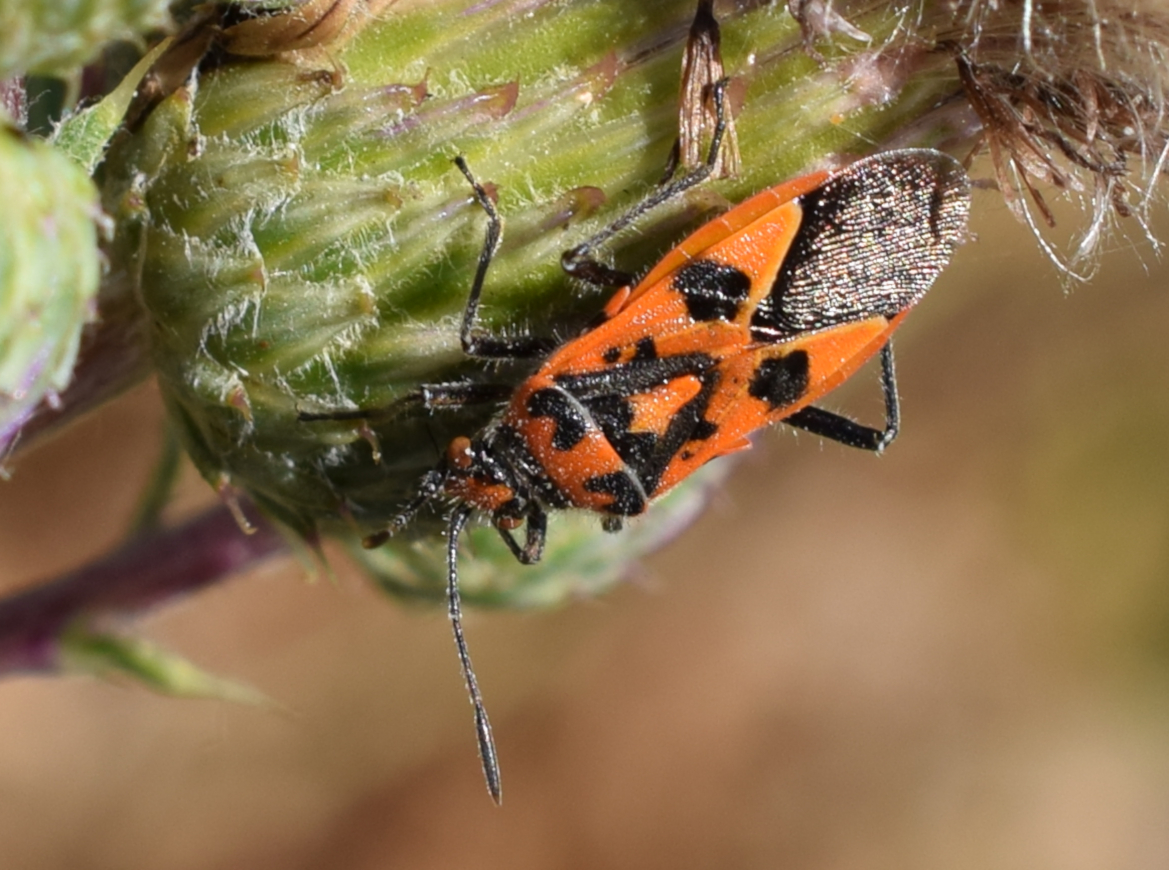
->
750, 150, 970, 342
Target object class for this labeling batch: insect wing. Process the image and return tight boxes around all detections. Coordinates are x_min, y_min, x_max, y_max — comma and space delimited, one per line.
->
562, 177, 817, 375
623, 167, 832, 307
651, 314, 899, 494
638, 150, 970, 494
749, 149, 970, 341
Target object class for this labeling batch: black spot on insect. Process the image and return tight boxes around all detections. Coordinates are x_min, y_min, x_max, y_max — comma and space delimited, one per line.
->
691, 419, 718, 441
673, 259, 751, 322
632, 337, 657, 361
602, 346, 621, 364
638, 372, 720, 496
556, 352, 715, 397
748, 351, 810, 410
526, 388, 588, 451
584, 471, 647, 516
585, 393, 658, 477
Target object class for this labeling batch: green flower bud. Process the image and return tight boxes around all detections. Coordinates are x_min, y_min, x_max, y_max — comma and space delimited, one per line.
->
102, 0, 971, 602
0, 123, 101, 456
0, 0, 171, 78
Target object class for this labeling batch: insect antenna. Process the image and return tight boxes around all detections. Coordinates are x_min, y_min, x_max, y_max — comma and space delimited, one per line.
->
446, 503, 502, 803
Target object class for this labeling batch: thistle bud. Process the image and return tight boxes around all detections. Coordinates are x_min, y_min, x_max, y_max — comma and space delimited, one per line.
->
0, 0, 170, 77
104, 0, 1160, 602
0, 124, 101, 457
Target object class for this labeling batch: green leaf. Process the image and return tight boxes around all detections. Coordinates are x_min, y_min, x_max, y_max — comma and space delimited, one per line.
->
53, 37, 172, 173
59, 626, 272, 705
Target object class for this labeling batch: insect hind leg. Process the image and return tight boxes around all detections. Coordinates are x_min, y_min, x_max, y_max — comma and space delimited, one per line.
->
784, 343, 901, 454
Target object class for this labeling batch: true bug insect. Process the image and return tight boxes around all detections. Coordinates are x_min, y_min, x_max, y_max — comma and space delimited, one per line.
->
305, 83, 971, 802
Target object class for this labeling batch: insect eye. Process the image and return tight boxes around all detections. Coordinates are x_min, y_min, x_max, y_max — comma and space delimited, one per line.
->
447, 436, 474, 470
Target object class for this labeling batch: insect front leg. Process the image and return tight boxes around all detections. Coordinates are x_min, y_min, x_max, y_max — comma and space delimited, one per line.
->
413, 382, 516, 411
493, 505, 547, 565
784, 343, 901, 454
296, 382, 515, 423
359, 465, 450, 549
454, 157, 560, 361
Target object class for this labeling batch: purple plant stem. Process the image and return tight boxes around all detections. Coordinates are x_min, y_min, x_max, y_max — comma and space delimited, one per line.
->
0, 505, 287, 673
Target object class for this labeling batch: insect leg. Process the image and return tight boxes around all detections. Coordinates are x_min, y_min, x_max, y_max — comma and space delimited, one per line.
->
446, 503, 503, 804
783, 343, 901, 454
415, 382, 516, 410
297, 383, 513, 425
493, 505, 547, 565
454, 157, 559, 360
561, 78, 731, 283
519, 507, 547, 564
359, 465, 450, 548
876, 341, 901, 451
297, 406, 384, 422
555, 256, 635, 289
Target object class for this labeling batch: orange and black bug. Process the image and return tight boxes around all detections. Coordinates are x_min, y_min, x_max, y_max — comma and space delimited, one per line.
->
304, 84, 970, 802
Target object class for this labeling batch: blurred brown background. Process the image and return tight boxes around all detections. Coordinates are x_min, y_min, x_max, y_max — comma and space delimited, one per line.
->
2, 186, 1169, 869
